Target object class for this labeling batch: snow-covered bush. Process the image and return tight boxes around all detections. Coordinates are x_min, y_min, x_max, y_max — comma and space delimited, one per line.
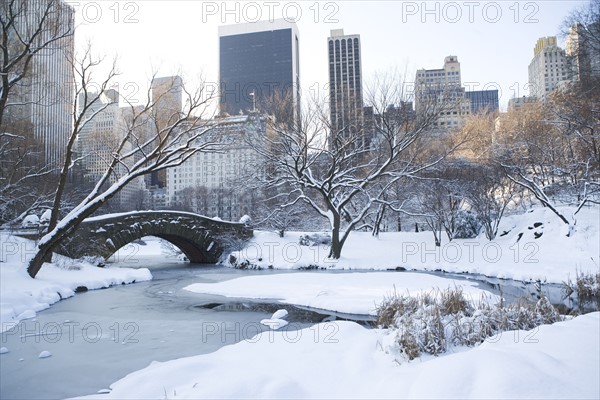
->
21, 214, 39, 228
377, 288, 562, 362
39, 209, 51, 225
453, 210, 481, 239
299, 233, 331, 247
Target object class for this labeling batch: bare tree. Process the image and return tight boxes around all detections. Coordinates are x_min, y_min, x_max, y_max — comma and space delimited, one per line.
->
246, 74, 445, 259
465, 163, 519, 240
498, 100, 599, 236
27, 51, 222, 278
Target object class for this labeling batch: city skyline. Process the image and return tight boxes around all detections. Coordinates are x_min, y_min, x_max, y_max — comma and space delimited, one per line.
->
71, 1, 587, 112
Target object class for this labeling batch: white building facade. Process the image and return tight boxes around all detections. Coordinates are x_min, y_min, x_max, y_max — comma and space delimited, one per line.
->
415, 56, 470, 130
166, 114, 269, 221
528, 37, 569, 100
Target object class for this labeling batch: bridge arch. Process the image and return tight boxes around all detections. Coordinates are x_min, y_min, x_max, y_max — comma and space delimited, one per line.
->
58, 211, 252, 264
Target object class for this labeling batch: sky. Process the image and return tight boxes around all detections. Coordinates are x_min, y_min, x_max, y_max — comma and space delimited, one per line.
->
69, 0, 589, 111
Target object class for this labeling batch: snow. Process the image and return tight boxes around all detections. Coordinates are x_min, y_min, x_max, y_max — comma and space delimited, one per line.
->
261, 309, 290, 330
260, 318, 288, 330
76, 313, 600, 399
40, 209, 52, 223
228, 206, 600, 284
0, 347, 8, 354
184, 272, 498, 316
20, 214, 39, 228
271, 309, 289, 320
0, 233, 152, 333
83, 210, 241, 225
38, 350, 52, 359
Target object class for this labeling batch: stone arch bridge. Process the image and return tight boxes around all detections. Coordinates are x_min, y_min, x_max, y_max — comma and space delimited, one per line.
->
56, 211, 253, 263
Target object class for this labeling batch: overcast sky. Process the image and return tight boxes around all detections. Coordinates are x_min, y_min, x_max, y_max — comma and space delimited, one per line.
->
70, 0, 587, 111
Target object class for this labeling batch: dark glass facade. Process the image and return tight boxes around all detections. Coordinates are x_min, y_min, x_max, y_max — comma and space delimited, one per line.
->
220, 28, 297, 120
465, 90, 499, 115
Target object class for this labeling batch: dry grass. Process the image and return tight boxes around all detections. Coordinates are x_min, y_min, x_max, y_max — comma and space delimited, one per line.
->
563, 271, 600, 311
377, 287, 562, 361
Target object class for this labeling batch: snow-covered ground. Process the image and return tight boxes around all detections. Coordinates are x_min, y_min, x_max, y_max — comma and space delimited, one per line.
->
184, 272, 499, 316
228, 206, 600, 284
0, 233, 152, 332
2, 207, 599, 399
77, 312, 599, 399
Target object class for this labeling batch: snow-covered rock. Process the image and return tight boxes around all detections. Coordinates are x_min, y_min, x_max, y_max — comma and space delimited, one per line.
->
21, 214, 40, 228
38, 351, 52, 359
0, 347, 8, 354
39, 209, 52, 224
271, 309, 288, 320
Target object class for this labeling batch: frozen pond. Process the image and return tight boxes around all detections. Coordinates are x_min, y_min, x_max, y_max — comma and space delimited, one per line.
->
0, 263, 319, 400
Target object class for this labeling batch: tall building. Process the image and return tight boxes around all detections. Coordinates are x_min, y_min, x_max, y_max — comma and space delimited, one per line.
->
465, 90, 499, 115
151, 76, 183, 128
415, 56, 471, 130
327, 29, 364, 147
565, 22, 600, 82
4, 0, 75, 169
528, 37, 569, 99
219, 19, 300, 124
150, 76, 183, 187
77, 90, 147, 210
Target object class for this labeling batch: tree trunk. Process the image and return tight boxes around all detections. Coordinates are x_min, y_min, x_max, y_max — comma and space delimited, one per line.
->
28, 194, 108, 277
27, 244, 54, 278
328, 211, 342, 259
372, 204, 385, 237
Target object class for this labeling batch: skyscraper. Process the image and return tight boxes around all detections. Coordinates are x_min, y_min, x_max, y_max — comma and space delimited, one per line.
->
327, 29, 364, 147
151, 76, 183, 129
565, 22, 600, 82
4, 0, 75, 169
76, 89, 146, 210
528, 37, 569, 99
219, 19, 300, 124
150, 76, 183, 187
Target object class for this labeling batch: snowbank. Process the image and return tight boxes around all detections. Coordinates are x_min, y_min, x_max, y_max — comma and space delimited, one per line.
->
0, 234, 152, 332
77, 312, 599, 399
228, 206, 600, 283
184, 272, 498, 316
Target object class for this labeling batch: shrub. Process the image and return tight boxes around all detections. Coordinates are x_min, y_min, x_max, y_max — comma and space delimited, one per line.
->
298, 233, 332, 247
376, 288, 563, 362
454, 210, 481, 239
